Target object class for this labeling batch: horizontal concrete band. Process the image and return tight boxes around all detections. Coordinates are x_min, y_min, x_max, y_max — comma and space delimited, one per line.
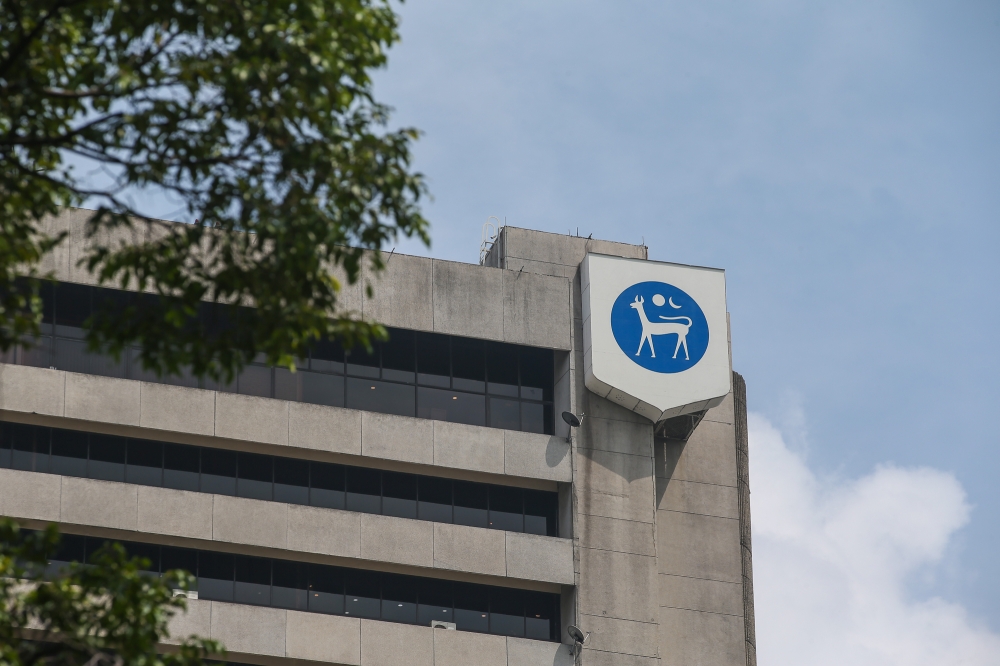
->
164, 599, 575, 666
38, 209, 574, 351
0, 363, 572, 485
0, 468, 575, 587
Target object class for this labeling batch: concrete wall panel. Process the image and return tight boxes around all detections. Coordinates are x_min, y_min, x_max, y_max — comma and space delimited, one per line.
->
505, 532, 575, 585
702, 391, 734, 426
65, 373, 140, 426
210, 602, 286, 657
578, 548, 659, 624
659, 606, 746, 666
502, 269, 571, 350
575, 450, 656, 524
362, 253, 434, 331
0, 468, 61, 521
288, 401, 361, 456
165, 598, 212, 645
360, 513, 433, 568
60, 477, 137, 531
0, 364, 64, 416
285, 610, 361, 666
139, 382, 215, 436
360, 619, 434, 666
434, 629, 507, 666
431, 260, 503, 341
214, 393, 288, 447
578, 613, 661, 659
432, 522, 505, 577
663, 420, 738, 488
432, 420, 504, 475
657, 478, 739, 520
504, 431, 572, 482
361, 411, 433, 465
578, 417, 654, 458
212, 494, 287, 549
505, 637, 574, 666
657, 511, 742, 584
287, 504, 361, 559
659, 573, 744, 617
577, 513, 656, 557
137, 485, 213, 540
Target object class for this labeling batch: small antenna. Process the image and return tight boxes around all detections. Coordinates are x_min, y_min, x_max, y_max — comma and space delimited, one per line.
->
386, 247, 395, 264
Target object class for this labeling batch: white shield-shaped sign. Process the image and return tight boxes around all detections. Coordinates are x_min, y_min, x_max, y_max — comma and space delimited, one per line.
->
582, 253, 731, 422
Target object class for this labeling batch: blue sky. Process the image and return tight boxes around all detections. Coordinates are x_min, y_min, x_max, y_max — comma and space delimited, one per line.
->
368, 0, 1000, 657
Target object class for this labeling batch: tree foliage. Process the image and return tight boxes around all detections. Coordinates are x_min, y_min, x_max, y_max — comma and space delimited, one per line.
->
0, 519, 222, 666
0, 0, 428, 380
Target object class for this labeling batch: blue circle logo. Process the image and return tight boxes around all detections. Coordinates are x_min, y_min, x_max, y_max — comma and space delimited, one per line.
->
611, 281, 709, 374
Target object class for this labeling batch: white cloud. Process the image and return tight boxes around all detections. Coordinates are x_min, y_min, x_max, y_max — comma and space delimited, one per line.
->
749, 412, 1000, 665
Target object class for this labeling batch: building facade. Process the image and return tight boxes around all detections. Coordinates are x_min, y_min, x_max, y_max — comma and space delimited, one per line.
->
0, 210, 756, 665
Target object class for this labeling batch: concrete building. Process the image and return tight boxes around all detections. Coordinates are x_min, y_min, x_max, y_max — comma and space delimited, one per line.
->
0, 210, 756, 665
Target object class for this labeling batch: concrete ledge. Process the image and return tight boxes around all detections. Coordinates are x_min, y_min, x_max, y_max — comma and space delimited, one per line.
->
0, 469, 573, 586
0, 364, 64, 416
140, 382, 215, 436
504, 431, 572, 483
65, 373, 140, 426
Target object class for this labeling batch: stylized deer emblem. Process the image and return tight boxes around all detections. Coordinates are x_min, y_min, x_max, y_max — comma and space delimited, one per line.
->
629, 295, 693, 360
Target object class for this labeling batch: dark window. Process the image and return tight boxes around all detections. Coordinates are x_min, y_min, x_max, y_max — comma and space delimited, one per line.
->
310, 337, 345, 375
272, 560, 309, 610
126, 439, 163, 487
451, 338, 485, 394
489, 485, 524, 532
524, 489, 558, 537
301, 371, 345, 407
50, 429, 88, 477
454, 582, 489, 633
525, 591, 556, 641
382, 574, 418, 624
274, 458, 309, 505
417, 578, 454, 626
344, 569, 380, 619
163, 443, 199, 491
235, 556, 271, 606
308, 564, 344, 615
417, 476, 452, 523
0, 423, 10, 468
489, 397, 520, 430
162, 546, 198, 577
201, 449, 237, 496
198, 551, 235, 601
454, 481, 488, 529
125, 541, 161, 573
345, 346, 379, 379
237, 365, 272, 398
486, 343, 519, 397
382, 472, 417, 520
54, 282, 90, 334
416, 333, 450, 388
237, 452, 273, 501
310, 462, 345, 510
346, 467, 381, 514
346, 378, 415, 417
89, 434, 126, 482
381, 329, 415, 384
519, 347, 553, 401
520, 402, 546, 435
489, 587, 525, 637
417, 387, 485, 427
10, 422, 40, 472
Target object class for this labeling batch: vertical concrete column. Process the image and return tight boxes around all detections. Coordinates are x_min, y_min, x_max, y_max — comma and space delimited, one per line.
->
733, 372, 757, 666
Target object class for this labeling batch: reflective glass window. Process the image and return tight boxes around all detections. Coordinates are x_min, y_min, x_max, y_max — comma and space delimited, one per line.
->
454, 582, 489, 633
237, 452, 273, 501
50, 429, 88, 477
525, 591, 556, 641
54, 282, 90, 336
163, 443, 200, 491
162, 546, 198, 577
201, 449, 237, 496
488, 397, 520, 430
308, 564, 344, 614
489, 587, 525, 637
381, 574, 417, 624
54, 339, 90, 374
197, 551, 235, 601
274, 457, 309, 505
125, 541, 160, 574
346, 378, 415, 417
345, 345, 379, 378
382, 471, 417, 519
235, 555, 271, 606
89, 434, 126, 482
417, 578, 454, 626
488, 485, 524, 532
310, 337, 344, 375
486, 343, 519, 397
272, 560, 308, 610
520, 402, 546, 435
519, 347, 553, 401
417, 387, 485, 426
126, 439, 163, 487
238, 364, 271, 398
346, 466, 381, 514
524, 489, 558, 537
417, 476, 452, 523
0, 423, 11, 468
416, 332, 450, 388
344, 569, 380, 619
454, 481, 488, 529
451, 338, 485, 393
310, 461, 345, 510
8, 423, 37, 471
381, 329, 415, 383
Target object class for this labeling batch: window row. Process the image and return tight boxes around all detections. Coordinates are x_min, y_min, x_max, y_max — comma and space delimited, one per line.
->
0, 422, 559, 536
48, 534, 561, 641
3, 280, 556, 434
